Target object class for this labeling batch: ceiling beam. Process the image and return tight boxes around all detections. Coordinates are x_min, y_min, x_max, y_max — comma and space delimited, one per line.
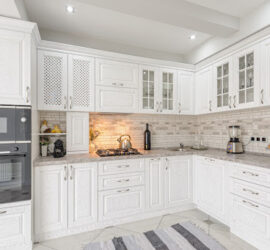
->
77, 0, 240, 37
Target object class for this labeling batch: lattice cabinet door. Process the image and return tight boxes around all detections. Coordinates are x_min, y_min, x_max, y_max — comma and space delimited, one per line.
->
68, 55, 95, 111
38, 50, 68, 110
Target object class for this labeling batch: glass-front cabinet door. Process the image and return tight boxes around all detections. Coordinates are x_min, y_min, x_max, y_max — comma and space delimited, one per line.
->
160, 69, 177, 114
139, 66, 159, 113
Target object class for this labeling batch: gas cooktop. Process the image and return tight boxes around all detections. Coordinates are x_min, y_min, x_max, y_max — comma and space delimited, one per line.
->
96, 148, 141, 157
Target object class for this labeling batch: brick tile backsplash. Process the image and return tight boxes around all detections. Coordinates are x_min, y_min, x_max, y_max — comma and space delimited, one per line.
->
40, 106, 270, 154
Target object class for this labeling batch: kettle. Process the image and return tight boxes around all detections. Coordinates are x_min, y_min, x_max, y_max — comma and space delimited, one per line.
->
117, 135, 132, 150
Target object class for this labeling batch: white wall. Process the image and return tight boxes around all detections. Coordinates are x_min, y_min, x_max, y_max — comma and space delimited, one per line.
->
186, 1, 270, 64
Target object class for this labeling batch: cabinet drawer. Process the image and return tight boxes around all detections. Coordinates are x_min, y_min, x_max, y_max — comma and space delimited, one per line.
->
231, 164, 270, 187
99, 186, 145, 221
231, 179, 270, 208
96, 59, 139, 88
98, 159, 144, 175
231, 195, 270, 250
0, 204, 31, 248
99, 172, 144, 191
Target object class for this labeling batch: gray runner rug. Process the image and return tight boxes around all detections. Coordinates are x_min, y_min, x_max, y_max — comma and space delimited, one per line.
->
83, 221, 227, 250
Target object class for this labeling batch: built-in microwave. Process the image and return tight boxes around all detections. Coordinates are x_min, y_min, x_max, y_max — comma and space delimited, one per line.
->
0, 105, 31, 204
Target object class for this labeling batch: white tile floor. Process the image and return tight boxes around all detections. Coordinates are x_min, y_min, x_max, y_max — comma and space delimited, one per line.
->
33, 209, 256, 250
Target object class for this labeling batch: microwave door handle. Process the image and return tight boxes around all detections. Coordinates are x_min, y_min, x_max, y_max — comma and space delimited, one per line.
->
0, 151, 11, 154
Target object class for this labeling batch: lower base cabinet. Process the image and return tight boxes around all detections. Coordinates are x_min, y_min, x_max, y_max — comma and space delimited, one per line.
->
34, 163, 97, 240
0, 202, 31, 250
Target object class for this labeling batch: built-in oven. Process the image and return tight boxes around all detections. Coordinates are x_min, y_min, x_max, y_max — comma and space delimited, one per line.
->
0, 143, 31, 203
0, 105, 31, 204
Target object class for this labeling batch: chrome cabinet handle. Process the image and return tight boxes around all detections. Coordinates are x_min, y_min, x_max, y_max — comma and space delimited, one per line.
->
209, 100, 212, 111
233, 95, 236, 108
64, 166, 67, 181
117, 188, 130, 193
229, 96, 232, 109
112, 82, 117, 86
112, 82, 124, 87
26, 86, 30, 103
242, 171, 259, 177
178, 102, 181, 114
165, 158, 169, 170
117, 179, 130, 183
150, 158, 160, 161
0, 211, 7, 214
204, 157, 215, 162
242, 200, 259, 208
70, 165, 73, 180
159, 101, 163, 112
117, 165, 130, 168
242, 188, 259, 195
69, 96, 72, 109
64, 96, 67, 109
156, 101, 159, 112
261, 89, 264, 104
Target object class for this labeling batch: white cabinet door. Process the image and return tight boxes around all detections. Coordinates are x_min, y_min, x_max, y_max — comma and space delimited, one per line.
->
35, 165, 68, 235
99, 186, 145, 221
233, 45, 260, 109
165, 156, 193, 208
68, 163, 97, 228
177, 71, 194, 114
195, 67, 213, 114
67, 112, 89, 153
139, 65, 160, 113
0, 30, 31, 105
159, 68, 178, 114
260, 38, 270, 106
96, 59, 139, 88
95, 86, 138, 113
213, 58, 233, 112
68, 55, 95, 111
194, 157, 229, 224
145, 158, 165, 210
38, 50, 68, 111
0, 204, 31, 249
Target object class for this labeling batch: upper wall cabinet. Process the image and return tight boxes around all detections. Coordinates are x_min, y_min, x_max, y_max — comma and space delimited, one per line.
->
38, 50, 95, 111
0, 30, 31, 105
159, 68, 178, 114
177, 71, 194, 114
213, 58, 233, 112
95, 59, 138, 88
233, 45, 260, 109
195, 67, 213, 114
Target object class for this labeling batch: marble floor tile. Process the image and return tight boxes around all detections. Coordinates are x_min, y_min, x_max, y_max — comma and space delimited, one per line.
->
33, 244, 54, 250
41, 235, 82, 250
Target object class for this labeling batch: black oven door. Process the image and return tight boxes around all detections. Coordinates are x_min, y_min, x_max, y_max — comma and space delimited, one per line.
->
0, 107, 15, 142
0, 144, 31, 204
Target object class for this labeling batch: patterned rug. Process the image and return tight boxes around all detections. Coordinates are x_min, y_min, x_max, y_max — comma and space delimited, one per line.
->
83, 221, 226, 250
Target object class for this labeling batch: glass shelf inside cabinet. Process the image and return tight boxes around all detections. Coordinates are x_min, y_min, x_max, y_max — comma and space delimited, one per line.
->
142, 69, 155, 110
216, 63, 229, 108
162, 72, 174, 111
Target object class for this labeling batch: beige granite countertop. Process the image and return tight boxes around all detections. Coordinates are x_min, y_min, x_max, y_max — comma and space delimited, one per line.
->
34, 148, 270, 170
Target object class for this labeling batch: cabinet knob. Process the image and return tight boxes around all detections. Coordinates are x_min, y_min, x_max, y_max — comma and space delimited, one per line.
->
261, 89, 264, 104
26, 86, 30, 103
70, 96, 73, 110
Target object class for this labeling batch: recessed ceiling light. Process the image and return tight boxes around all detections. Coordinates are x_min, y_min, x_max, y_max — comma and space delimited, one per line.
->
66, 5, 75, 14
189, 34, 196, 40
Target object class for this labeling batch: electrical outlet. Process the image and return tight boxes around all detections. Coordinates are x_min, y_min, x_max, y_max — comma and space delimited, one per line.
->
262, 137, 267, 143
256, 137, 260, 142
251, 137, 255, 141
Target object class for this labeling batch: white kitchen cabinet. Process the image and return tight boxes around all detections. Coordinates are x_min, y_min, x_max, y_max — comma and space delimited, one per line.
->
35, 164, 68, 236
68, 55, 95, 111
0, 30, 31, 105
195, 66, 213, 114
67, 112, 89, 153
95, 59, 139, 88
232, 45, 260, 109
95, 85, 138, 113
165, 156, 193, 208
231, 195, 270, 250
145, 158, 165, 210
213, 57, 233, 112
194, 157, 230, 225
177, 71, 194, 114
0, 203, 31, 250
159, 68, 178, 114
139, 65, 160, 113
38, 50, 95, 111
68, 163, 97, 228
260, 38, 270, 106
35, 163, 98, 240
98, 186, 145, 221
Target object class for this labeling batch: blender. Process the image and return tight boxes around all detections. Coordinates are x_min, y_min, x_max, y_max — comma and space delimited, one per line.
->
227, 126, 244, 154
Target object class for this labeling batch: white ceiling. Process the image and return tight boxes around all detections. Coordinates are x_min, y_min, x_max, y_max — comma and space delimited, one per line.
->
186, 0, 265, 17
22, 0, 265, 62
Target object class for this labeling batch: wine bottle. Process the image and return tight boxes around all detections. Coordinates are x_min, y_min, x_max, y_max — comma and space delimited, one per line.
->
144, 123, 151, 150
